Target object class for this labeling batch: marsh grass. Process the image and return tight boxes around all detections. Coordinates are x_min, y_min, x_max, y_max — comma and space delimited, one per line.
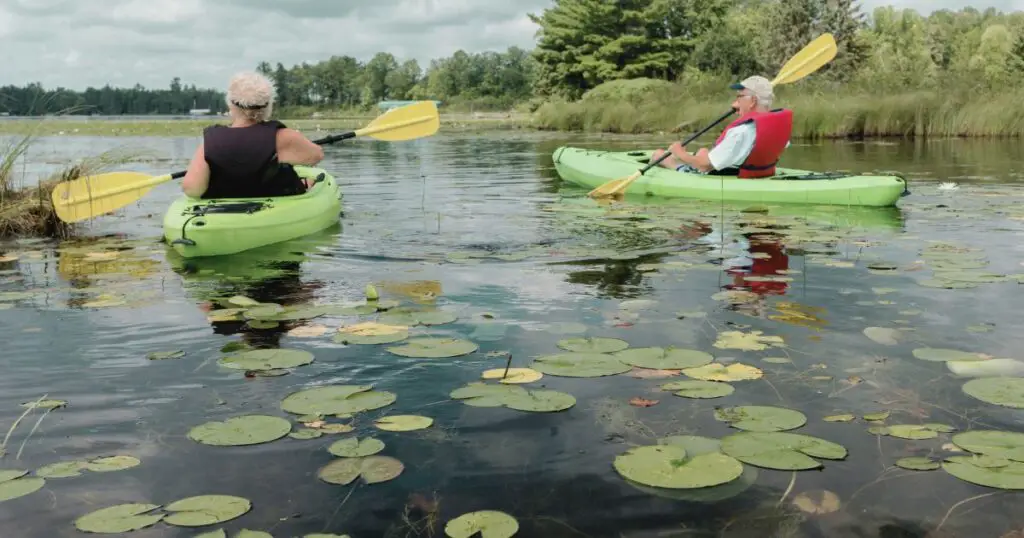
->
533, 76, 1024, 139
0, 127, 156, 239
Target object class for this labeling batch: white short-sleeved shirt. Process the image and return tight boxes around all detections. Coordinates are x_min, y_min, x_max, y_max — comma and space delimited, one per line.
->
703, 122, 791, 173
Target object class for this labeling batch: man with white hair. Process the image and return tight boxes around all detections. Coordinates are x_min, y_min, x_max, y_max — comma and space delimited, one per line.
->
182, 71, 324, 199
650, 75, 793, 178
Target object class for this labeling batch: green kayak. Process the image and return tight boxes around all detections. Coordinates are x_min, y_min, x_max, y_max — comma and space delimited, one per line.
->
162, 166, 342, 258
552, 146, 909, 207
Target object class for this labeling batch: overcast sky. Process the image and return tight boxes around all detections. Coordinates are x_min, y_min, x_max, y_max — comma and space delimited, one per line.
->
0, 0, 1020, 90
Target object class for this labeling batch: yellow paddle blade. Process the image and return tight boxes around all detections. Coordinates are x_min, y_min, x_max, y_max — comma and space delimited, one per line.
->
588, 171, 642, 198
772, 33, 837, 86
356, 100, 440, 141
51, 171, 173, 223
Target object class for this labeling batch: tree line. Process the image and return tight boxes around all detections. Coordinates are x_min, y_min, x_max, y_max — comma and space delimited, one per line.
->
2, 2, 1023, 116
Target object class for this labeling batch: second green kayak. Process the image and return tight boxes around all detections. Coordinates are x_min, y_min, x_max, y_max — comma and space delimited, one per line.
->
552, 146, 909, 207
162, 166, 342, 258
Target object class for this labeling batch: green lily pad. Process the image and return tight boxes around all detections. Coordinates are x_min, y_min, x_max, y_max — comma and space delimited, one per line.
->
444, 510, 519, 538
530, 353, 631, 378
863, 411, 891, 421
20, 399, 67, 410
374, 415, 433, 431
450, 383, 528, 407
317, 456, 404, 485
247, 320, 279, 330
328, 437, 386, 458
877, 424, 941, 440
227, 295, 260, 307
963, 377, 1024, 408
943, 458, 1024, 489
863, 327, 902, 346
895, 457, 940, 471
386, 338, 478, 358
288, 429, 323, 440
918, 279, 978, 289
164, 495, 251, 527
187, 415, 291, 446
934, 272, 1006, 283
662, 380, 734, 399
281, 385, 397, 416
85, 455, 141, 472
720, 432, 847, 470
0, 476, 45, 502
218, 349, 314, 371
322, 304, 378, 316
0, 470, 26, 484
334, 322, 409, 345
947, 454, 1011, 468
502, 390, 576, 412
613, 445, 743, 489
823, 414, 856, 423
74, 503, 163, 533
714, 406, 807, 432
147, 350, 185, 360
762, 357, 792, 364
622, 435, 760, 503
378, 310, 457, 327
242, 304, 284, 319
912, 348, 988, 362
36, 461, 86, 478
614, 347, 713, 370
556, 337, 629, 353
952, 431, 1024, 461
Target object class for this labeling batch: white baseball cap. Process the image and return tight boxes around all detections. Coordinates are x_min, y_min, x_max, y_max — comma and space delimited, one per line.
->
730, 76, 774, 102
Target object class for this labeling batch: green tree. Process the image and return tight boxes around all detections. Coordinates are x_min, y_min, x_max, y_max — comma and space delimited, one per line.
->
385, 59, 421, 100
363, 52, 399, 103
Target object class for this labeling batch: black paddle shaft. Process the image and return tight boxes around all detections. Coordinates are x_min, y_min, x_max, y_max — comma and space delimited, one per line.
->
640, 109, 736, 174
168, 130, 357, 181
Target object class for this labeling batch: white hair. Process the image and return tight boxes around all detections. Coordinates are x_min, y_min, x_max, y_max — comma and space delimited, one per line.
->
225, 71, 274, 122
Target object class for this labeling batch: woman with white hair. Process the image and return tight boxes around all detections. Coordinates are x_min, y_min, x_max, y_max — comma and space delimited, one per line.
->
181, 71, 324, 199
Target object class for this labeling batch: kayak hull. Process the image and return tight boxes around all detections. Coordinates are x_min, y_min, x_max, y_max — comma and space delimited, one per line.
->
552, 147, 907, 207
162, 166, 342, 258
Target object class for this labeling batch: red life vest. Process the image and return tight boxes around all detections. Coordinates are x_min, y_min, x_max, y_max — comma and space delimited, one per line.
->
714, 109, 793, 178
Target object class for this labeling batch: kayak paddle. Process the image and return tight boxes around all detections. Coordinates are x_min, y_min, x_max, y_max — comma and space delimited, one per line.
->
587, 33, 838, 199
51, 100, 441, 223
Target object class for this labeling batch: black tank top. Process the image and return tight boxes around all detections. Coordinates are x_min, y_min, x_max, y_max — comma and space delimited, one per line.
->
201, 120, 306, 199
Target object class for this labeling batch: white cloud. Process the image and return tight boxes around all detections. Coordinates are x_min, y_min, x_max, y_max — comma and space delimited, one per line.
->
0, 0, 1015, 90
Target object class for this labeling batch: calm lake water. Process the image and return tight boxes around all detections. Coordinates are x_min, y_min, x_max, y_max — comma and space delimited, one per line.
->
1, 130, 1024, 538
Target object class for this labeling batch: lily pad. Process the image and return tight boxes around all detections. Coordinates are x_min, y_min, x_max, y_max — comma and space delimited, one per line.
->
74, 503, 163, 533
164, 495, 251, 527
614, 347, 713, 370
556, 337, 629, 354
714, 406, 807, 432
876, 424, 941, 440
374, 415, 433, 432
444, 510, 519, 538
863, 327, 902, 346
85, 455, 141, 472
20, 399, 67, 410
503, 390, 576, 412
247, 320, 279, 330
863, 411, 891, 421
823, 414, 856, 423
218, 349, 314, 371
912, 348, 988, 362
0, 477, 45, 502
762, 357, 792, 364
147, 350, 185, 361
334, 322, 409, 345
254, 306, 329, 322
713, 331, 783, 351
481, 368, 543, 384
0, 470, 26, 484
895, 457, 940, 471
951, 431, 1024, 461
619, 435, 760, 503
317, 456, 404, 485
943, 458, 1024, 489
682, 363, 763, 382
662, 380, 734, 399
386, 338, 478, 358
288, 429, 323, 440
36, 461, 86, 478
187, 415, 291, 446
530, 353, 631, 377
281, 385, 397, 415
720, 432, 847, 470
378, 309, 457, 327
328, 437, 386, 458
962, 377, 1024, 408
613, 445, 743, 489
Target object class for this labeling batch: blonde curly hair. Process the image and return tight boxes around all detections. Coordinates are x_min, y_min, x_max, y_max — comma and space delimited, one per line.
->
225, 71, 274, 122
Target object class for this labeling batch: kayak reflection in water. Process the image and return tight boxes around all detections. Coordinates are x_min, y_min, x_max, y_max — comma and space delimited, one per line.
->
190, 261, 325, 348
650, 76, 792, 179
181, 71, 325, 199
